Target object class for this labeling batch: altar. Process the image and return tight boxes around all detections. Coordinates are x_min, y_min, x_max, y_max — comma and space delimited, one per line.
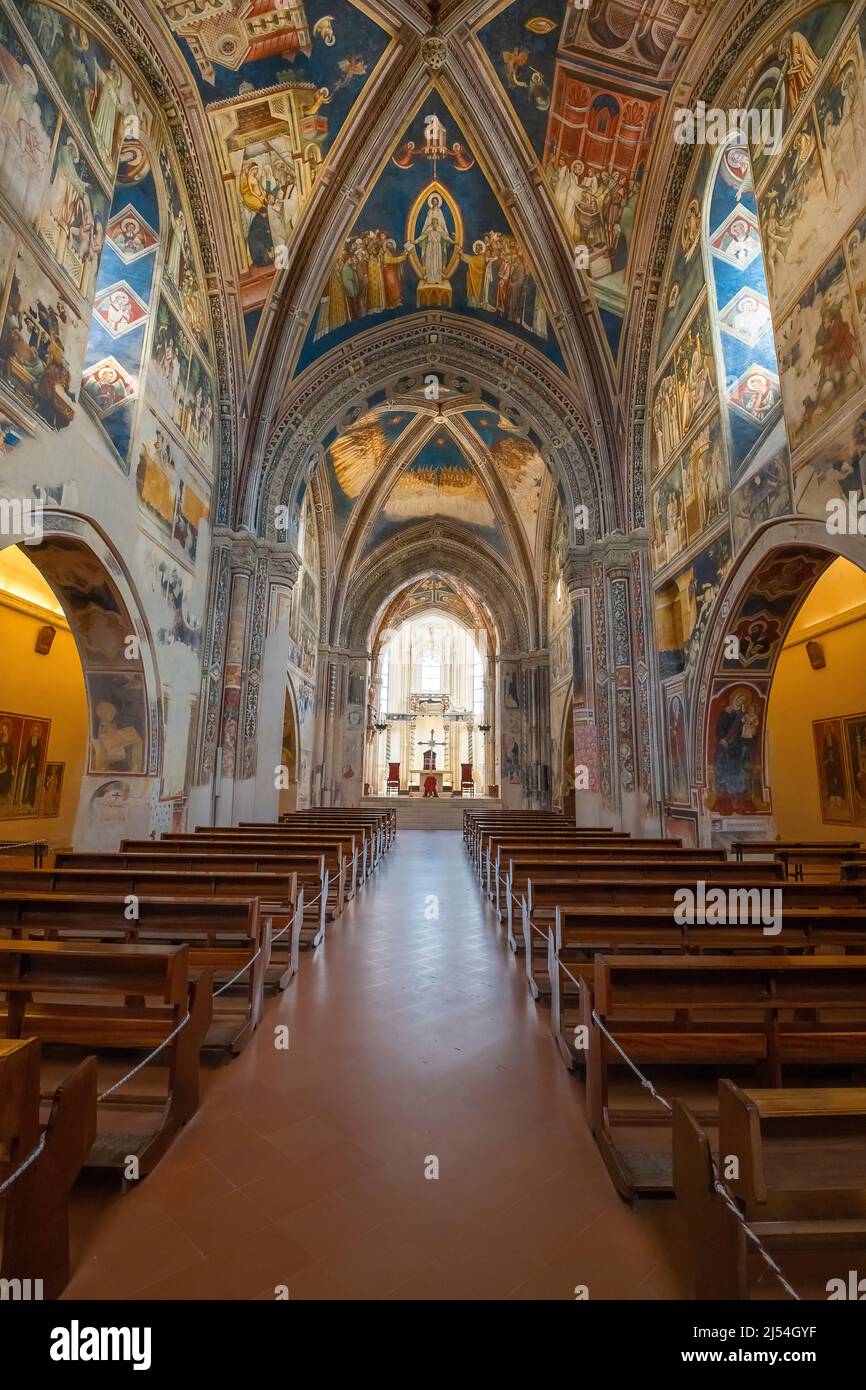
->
413, 769, 447, 797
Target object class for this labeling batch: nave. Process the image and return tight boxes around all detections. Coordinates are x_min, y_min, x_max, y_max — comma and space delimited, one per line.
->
61, 830, 687, 1302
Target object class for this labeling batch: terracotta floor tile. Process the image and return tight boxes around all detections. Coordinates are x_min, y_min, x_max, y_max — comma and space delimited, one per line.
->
64, 832, 685, 1301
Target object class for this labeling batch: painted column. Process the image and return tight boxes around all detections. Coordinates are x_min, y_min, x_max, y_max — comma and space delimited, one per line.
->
192, 532, 300, 826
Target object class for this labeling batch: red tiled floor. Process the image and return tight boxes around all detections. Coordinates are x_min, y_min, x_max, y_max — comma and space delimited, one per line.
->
63, 830, 687, 1301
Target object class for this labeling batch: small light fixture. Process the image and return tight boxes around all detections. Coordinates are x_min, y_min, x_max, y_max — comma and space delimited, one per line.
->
478, 724, 491, 733
35, 624, 56, 655
806, 640, 826, 670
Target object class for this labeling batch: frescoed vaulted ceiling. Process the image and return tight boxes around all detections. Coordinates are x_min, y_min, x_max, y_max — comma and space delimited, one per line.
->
318, 397, 554, 584
3, 0, 738, 537
88, 0, 726, 385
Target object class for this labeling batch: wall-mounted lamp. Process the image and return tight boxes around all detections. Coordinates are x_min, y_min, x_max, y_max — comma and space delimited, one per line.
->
35, 624, 56, 655
806, 640, 826, 670
374, 721, 388, 733
478, 724, 491, 733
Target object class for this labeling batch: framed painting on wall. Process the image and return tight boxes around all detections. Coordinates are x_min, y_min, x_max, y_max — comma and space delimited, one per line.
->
40, 762, 64, 817
844, 714, 866, 824
0, 712, 51, 818
813, 718, 854, 824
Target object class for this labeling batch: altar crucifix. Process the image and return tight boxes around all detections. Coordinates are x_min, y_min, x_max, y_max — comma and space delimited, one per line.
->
421, 728, 448, 771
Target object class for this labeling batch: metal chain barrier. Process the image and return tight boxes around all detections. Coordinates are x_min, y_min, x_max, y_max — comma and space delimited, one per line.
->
0, 1132, 47, 1195
98, 1009, 192, 1103
522, 905, 802, 1301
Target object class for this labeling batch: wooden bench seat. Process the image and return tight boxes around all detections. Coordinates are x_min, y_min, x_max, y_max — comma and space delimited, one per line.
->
581, 955, 866, 1199
0, 865, 304, 989
673, 1081, 866, 1298
482, 832, 639, 898
505, 853, 760, 944
475, 827, 635, 889
0, 892, 261, 1054
0, 1036, 96, 1299
141, 833, 352, 913
0, 939, 211, 1184
234, 822, 377, 887
547, 902, 866, 1069
51, 854, 325, 970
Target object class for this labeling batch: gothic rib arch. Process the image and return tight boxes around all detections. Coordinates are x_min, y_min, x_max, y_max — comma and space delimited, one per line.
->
88, 0, 246, 524
339, 525, 532, 654
250, 315, 612, 551
238, 53, 620, 491
619, 0, 821, 531
327, 407, 539, 635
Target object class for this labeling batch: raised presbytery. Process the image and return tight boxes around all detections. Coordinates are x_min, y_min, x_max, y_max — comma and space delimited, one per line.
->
0, 0, 865, 1325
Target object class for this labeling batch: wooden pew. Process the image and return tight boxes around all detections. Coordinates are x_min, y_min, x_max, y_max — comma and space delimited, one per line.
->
548, 899, 866, 1069
0, 1037, 96, 1300
51, 854, 323, 971
731, 839, 865, 881
522, 862, 785, 994
485, 831, 638, 902
114, 839, 336, 927
674, 1083, 866, 1299
239, 818, 379, 886
581, 954, 866, 1199
472, 822, 625, 888
0, 892, 261, 1054
279, 807, 395, 859
0, 939, 211, 1184
503, 848, 731, 946
272, 810, 394, 869
463, 811, 576, 869
146, 832, 351, 914
528, 872, 866, 952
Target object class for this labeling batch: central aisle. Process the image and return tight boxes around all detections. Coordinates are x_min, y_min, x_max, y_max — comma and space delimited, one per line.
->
67, 831, 687, 1301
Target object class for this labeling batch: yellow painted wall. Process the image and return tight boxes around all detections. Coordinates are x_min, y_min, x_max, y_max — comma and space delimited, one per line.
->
0, 550, 88, 850
766, 559, 866, 839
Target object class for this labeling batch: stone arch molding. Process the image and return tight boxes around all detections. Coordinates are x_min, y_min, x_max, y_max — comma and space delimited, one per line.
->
339, 528, 532, 655
248, 317, 613, 548
689, 518, 866, 792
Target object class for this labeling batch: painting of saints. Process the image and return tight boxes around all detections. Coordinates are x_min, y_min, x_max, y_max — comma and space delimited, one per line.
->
383, 238, 407, 308
13, 721, 46, 814
0, 36, 56, 222
89, 57, 123, 168
0, 716, 21, 812
845, 717, 866, 821
780, 31, 821, 113
40, 762, 64, 818
667, 693, 689, 803
814, 718, 854, 823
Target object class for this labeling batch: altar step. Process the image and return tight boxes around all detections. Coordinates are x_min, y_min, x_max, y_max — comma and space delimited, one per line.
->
362, 795, 502, 830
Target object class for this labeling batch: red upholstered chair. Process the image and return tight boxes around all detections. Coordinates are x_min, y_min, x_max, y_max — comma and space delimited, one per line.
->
460, 762, 474, 797
386, 761, 400, 796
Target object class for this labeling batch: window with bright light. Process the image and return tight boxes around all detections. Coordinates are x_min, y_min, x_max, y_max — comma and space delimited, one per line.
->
473, 651, 484, 718
420, 659, 440, 692
379, 650, 390, 715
